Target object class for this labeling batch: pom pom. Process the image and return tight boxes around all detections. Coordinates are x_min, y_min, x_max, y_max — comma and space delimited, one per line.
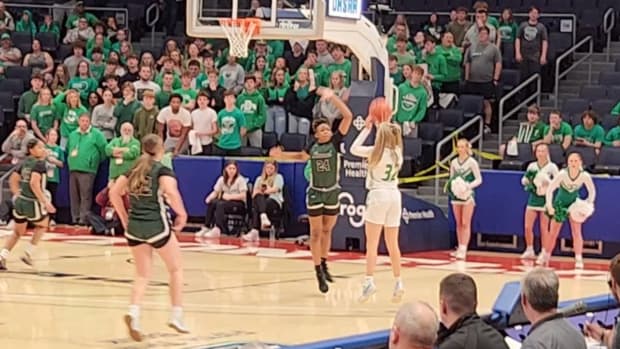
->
568, 199, 594, 223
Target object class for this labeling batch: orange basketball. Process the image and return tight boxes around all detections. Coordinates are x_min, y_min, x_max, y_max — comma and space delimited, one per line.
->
368, 97, 393, 124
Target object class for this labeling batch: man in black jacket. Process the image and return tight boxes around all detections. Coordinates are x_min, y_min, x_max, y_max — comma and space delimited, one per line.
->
436, 273, 509, 349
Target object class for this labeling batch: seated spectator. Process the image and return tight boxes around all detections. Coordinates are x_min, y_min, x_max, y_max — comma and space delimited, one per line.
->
133, 65, 161, 101
446, 7, 470, 47
66, 113, 107, 226
16, 10, 36, 36
51, 64, 70, 95
2, 119, 36, 164
65, 1, 98, 29
542, 111, 572, 150
38, 15, 60, 38
203, 69, 225, 112
393, 34, 416, 67
285, 67, 317, 136
314, 70, 349, 128
188, 92, 217, 155
394, 65, 427, 137
173, 71, 198, 110
499, 105, 546, 158
214, 89, 246, 156
68, 60, 98, 104
574, 110, 604, 153
30, 87, 58, 141
156, 93, 191, 155
197, 160, 248, 238
105, 122, 140, 183
389, 301, 438, 349
584, 254, 620, 346
520, 268, 586, 349
436, 32, 463, 95
424, 13, 444, 43
237, 76, 266, 148
64, 42, 90, 78
133, 90, 159, 141
63, 17, 95, 45
23, 39, 54, 76
55, 89, 88, 149
388, 55, 404, 86
241, 160, 285, 242
436, 273, 508, 349
45, 128, 63, 226
605, 116, 620, 147
91, 89, 118, 140
327, 44, 352, 86
18, 73, 43, 120
0, 33, 21, 66
464, 26, 502, 134
113, 82, 141, 135
0, 1, 14, 33
220, 55, 245, 94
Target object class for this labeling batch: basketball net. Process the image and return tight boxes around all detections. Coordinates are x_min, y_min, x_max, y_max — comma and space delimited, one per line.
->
219, 18, 261, 58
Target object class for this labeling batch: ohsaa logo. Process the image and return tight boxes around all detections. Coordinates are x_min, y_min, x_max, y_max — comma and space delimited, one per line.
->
339, 192, 365, 228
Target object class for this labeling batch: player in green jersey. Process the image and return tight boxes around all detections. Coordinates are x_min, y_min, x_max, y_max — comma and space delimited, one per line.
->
109, 134, 189, 341
270, 87, 352, 293
0, 139, 56, 270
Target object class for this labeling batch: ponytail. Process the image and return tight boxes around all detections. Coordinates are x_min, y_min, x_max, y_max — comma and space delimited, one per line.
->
127, 154, 154, 195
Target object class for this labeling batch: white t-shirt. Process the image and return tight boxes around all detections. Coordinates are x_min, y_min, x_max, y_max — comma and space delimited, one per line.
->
350, 128, 403, 191
133, 80, 161, 100
190, 107, 217, 145
156, 106, 192, 140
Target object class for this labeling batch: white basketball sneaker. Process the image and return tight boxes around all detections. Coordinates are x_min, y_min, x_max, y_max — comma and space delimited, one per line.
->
241, 229, 259, 242
358, 279, 377, 303
392, 280, 405, 303
168, 318, 190, 334
520, 248, 536, 259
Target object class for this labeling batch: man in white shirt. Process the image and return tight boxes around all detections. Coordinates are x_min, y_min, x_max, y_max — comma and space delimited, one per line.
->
156, 93, 191, 155
189, 92, 218, 155
133, 65, 161, 101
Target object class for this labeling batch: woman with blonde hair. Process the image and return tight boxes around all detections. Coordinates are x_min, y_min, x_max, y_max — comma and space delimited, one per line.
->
109, 134, 188, 341
447, 139, 482, 260
351, 98, 404, 303
242, 160, 285, 241
520, 143, 558, 262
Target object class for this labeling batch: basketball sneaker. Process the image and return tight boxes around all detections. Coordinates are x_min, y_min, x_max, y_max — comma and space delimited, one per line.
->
315, 268, 329, 293
359, 279, 377, 303
194, 226, 210, 238
203, 227, 221, 239
123, 314, 143, 342
241, 229, 259, 242
575, 256, 584, 270
20, 251, 32, 267
0, 257, 6, 271
260, 213, 271, 229
392, 280, 405, 303
455, 248, 467, 260
520, 248, 536, 259
168, 318, 190, 334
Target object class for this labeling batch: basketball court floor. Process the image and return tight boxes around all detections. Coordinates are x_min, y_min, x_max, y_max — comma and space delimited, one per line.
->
0, 226, 610, 348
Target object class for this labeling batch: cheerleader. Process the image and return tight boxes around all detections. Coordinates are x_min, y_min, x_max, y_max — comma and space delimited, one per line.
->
447, 139, 482, 260
520, 143, 559, 262
350, 99, 404, 303
544, 152, 596, 269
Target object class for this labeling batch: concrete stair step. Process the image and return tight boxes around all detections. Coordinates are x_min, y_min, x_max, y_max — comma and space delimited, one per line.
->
575, 52, 619, 62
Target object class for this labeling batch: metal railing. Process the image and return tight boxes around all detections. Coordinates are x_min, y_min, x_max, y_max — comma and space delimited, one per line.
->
498, 73, 542, 146
0, 154, 14, 205
146, 3, 160, 48
553, 35, 594, 108
434, 115, 484, 204
604, 8, 616, 62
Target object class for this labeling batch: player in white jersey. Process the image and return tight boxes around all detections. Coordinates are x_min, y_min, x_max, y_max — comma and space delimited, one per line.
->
351, 117, 404, 303
544, 152, 596, 269
447, 139, 482, 260
520, 143, 559, 262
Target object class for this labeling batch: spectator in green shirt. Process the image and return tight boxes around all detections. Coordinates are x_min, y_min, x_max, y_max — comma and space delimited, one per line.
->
604, 116, 620, 146
388, 55, 404, 87
499, 105, 546, 158
498, 8, 519, 44
386, 22, 413, 55
68, 60, 98, 105
113, 82, 141, 136
45, 128, 63, 225
105, 122, 141, 181
31, 87, 59, 140
573, 110, 605, 154
543, 111, 573, 150
39, 15, 60, 38
15, 10, 36, 36
393, 35, 416, 67
215, 89, 246, 156
173, 71, 198, 111
610, 100, 620, 115
65, 1, 98, 29
435, 32, 463, 95
18, 73, 43, 120
394, 66, 428, 136
156, 71, 175, 109
327, 45, 352, 87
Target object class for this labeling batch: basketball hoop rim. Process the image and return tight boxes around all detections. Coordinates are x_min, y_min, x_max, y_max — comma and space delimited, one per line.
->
218, 17, 262, 36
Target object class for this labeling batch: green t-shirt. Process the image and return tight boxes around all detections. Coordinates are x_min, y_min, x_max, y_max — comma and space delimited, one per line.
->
155, 72, 182, 90
172, 87, 198, 106
574, 124, 605, 144
68, 76, 98, 104
499, 22, 518, 43
516, 121, 546, 143
90, 62, 106, 82
543, 121, 573, 144
60, 106, 89, 138
156, 90, 173, 109
31, 104, 58, 136
605, 126, 620, 145
45, 144, 64, 184
217, 108, 246, 150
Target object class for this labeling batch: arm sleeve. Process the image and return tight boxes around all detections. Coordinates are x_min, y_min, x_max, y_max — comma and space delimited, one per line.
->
350, 127, 373, 158
468, 159, 482, 189
33, 160, 47, 174
583, 172, 596, 204
546, 170, 564, 208
213, 177, 223, 192
158, 165, 176, 179
104, 138, 116, 156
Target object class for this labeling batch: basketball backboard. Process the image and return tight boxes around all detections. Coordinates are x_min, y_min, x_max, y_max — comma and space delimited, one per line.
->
187, 0, 324, 40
